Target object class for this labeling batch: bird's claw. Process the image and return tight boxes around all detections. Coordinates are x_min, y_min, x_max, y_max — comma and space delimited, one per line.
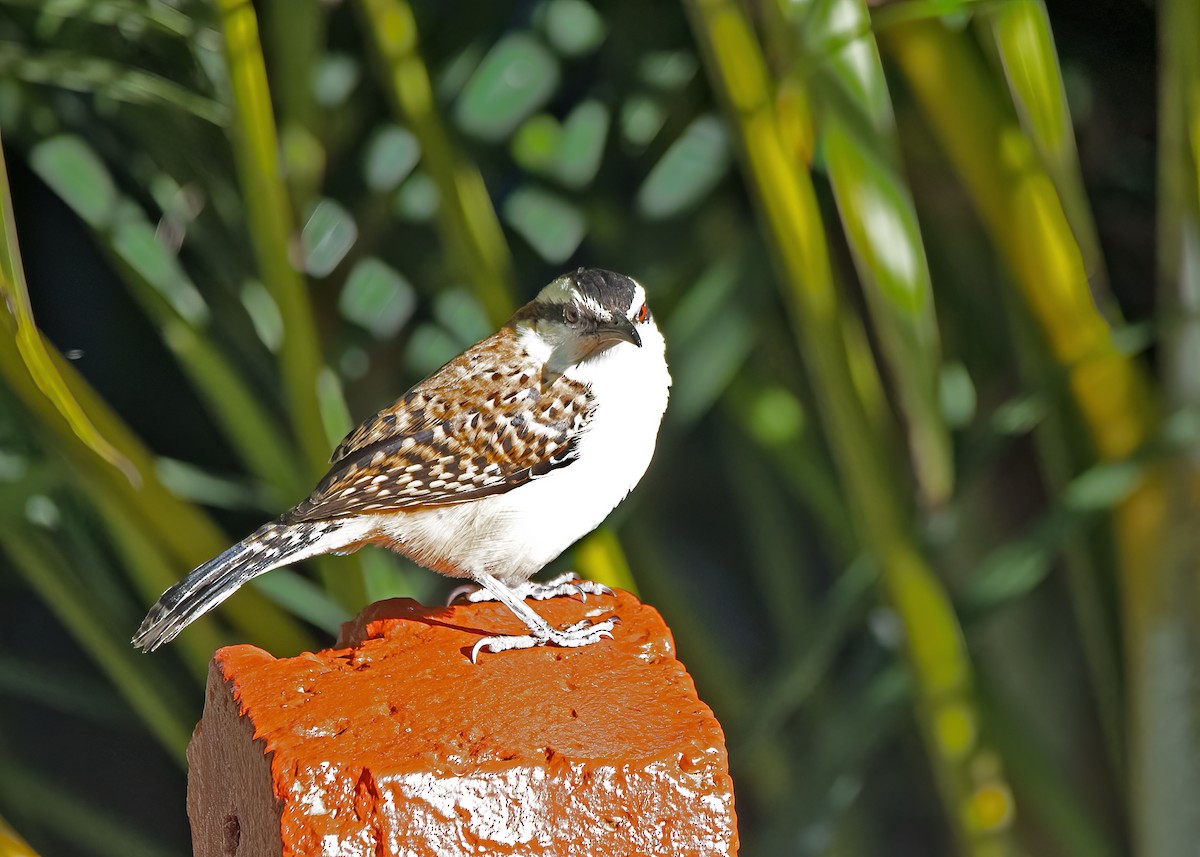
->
469, 616, 617, 663
449, 572, 614, 606
446, 582, 479, 605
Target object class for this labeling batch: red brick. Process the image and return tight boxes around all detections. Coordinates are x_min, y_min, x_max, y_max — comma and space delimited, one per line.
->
188, 589, 739, 856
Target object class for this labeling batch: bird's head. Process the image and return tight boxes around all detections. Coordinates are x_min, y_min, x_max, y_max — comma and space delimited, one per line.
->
514, 268, 661, 374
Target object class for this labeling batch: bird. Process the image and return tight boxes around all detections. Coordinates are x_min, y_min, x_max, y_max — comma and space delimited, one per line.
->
133, 268, 671, 661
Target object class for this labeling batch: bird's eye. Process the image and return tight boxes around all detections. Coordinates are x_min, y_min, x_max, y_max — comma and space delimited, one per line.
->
636, 303, 650, 323
563, 305, 580, 325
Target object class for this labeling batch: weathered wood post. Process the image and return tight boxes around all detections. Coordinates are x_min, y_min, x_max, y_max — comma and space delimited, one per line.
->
187, 590, 739, 856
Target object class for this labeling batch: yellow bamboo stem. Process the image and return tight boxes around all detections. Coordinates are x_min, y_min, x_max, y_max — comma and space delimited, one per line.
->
686, 1, 1018, 852
355, 0, 516, 326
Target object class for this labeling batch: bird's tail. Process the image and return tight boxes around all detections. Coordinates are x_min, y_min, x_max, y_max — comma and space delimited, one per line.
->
132, 519, 356, 652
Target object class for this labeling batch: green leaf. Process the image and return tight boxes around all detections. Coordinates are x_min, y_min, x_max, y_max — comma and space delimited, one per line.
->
970, 539, 1054, 607
0, 530, 193, 761
939, 362, 977, 428
240, 280, 283, 352
433, 287, 492, 347
991, 393, 1047, 435
511, 113, 563, 173
393, 172, 440, 221
555, 100, 609, 188
636, 114, 730, 218
638, 50, 698, 91
1063, 461, 1145, 511
620, 93, 666, 148
301, 198, 357, 278
154, 458, 263, 512
455, 33, 560, 141
746, 386, 807, 447
0, 45, 226, 124
512, 101, 609, 188
0, 763, 174, 857
312, 53, 360, 108
339, 257, 416, 339
316, 367, 353, 448
363, 125, 421, 193
360, 549, 430, 603
541, 0, 607, 57
28, 135, 118, 228
406, 323, 463, 376
0, 656, 129, 727
111, 218, 209, 325
502, 185, 585, 263
666, 255, 757, 426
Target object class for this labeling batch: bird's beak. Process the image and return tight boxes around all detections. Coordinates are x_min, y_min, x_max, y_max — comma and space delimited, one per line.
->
595, 316, 642, 348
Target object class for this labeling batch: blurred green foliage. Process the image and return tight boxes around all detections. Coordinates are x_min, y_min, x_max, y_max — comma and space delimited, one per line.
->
0, 0, 1193, 855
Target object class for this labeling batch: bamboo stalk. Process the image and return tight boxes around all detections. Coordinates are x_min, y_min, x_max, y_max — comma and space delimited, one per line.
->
354, 0, 516, 326
1146, 0, 1200, 849
0, 136, 138, 488
215, 0, 329, 479
260, 0, 325, 210
685, 1, 1018, 851
984, 0, 1110, 303
216, 0, 366, 608
782, 0, 953, 508
104, 224, 305, 503
0, 134, 314, 656
884, 22, 1156, 462
885, 19, 1166, 840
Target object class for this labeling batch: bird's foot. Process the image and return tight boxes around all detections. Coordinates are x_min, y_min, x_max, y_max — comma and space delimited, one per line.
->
448, 571, 613, 606
470, 617, 618, 663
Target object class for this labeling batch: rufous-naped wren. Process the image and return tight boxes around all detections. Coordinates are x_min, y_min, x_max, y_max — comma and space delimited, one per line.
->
134, 268, 670, 660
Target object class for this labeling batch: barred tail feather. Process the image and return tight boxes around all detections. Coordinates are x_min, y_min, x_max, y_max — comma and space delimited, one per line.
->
132, 519, 354, 652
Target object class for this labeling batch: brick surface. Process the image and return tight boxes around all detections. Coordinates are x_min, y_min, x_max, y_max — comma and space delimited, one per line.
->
187, 590, 739, 856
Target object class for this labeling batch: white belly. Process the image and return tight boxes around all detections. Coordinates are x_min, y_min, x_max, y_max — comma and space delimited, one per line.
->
371, 335, 670, 583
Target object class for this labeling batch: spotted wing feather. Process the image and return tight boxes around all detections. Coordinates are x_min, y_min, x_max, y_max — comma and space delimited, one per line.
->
287, 330, 593, 522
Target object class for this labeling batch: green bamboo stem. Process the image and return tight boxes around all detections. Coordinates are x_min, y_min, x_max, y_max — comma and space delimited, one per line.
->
0, 135, 314, 655
784, 0, 953, 508
215, 0, 330, 480
0, 136, 138, 488
261, 0, 325, 209
884, 21, 1156, 463
1146, 0, 1200, 850
685, 1, 1017, 851
106, 238, 305, 503
0, 332, 316, 656
354, 0, 516, 326
885, 20, 1160, 817
217, 0, 367, 608
984, 0, 1110, 301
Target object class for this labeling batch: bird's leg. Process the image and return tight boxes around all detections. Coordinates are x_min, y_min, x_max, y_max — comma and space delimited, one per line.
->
447, 571, 613, 605
467, 572, 616, 662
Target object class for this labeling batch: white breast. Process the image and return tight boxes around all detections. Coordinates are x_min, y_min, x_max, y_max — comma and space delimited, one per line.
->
373, 325, 670, 584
